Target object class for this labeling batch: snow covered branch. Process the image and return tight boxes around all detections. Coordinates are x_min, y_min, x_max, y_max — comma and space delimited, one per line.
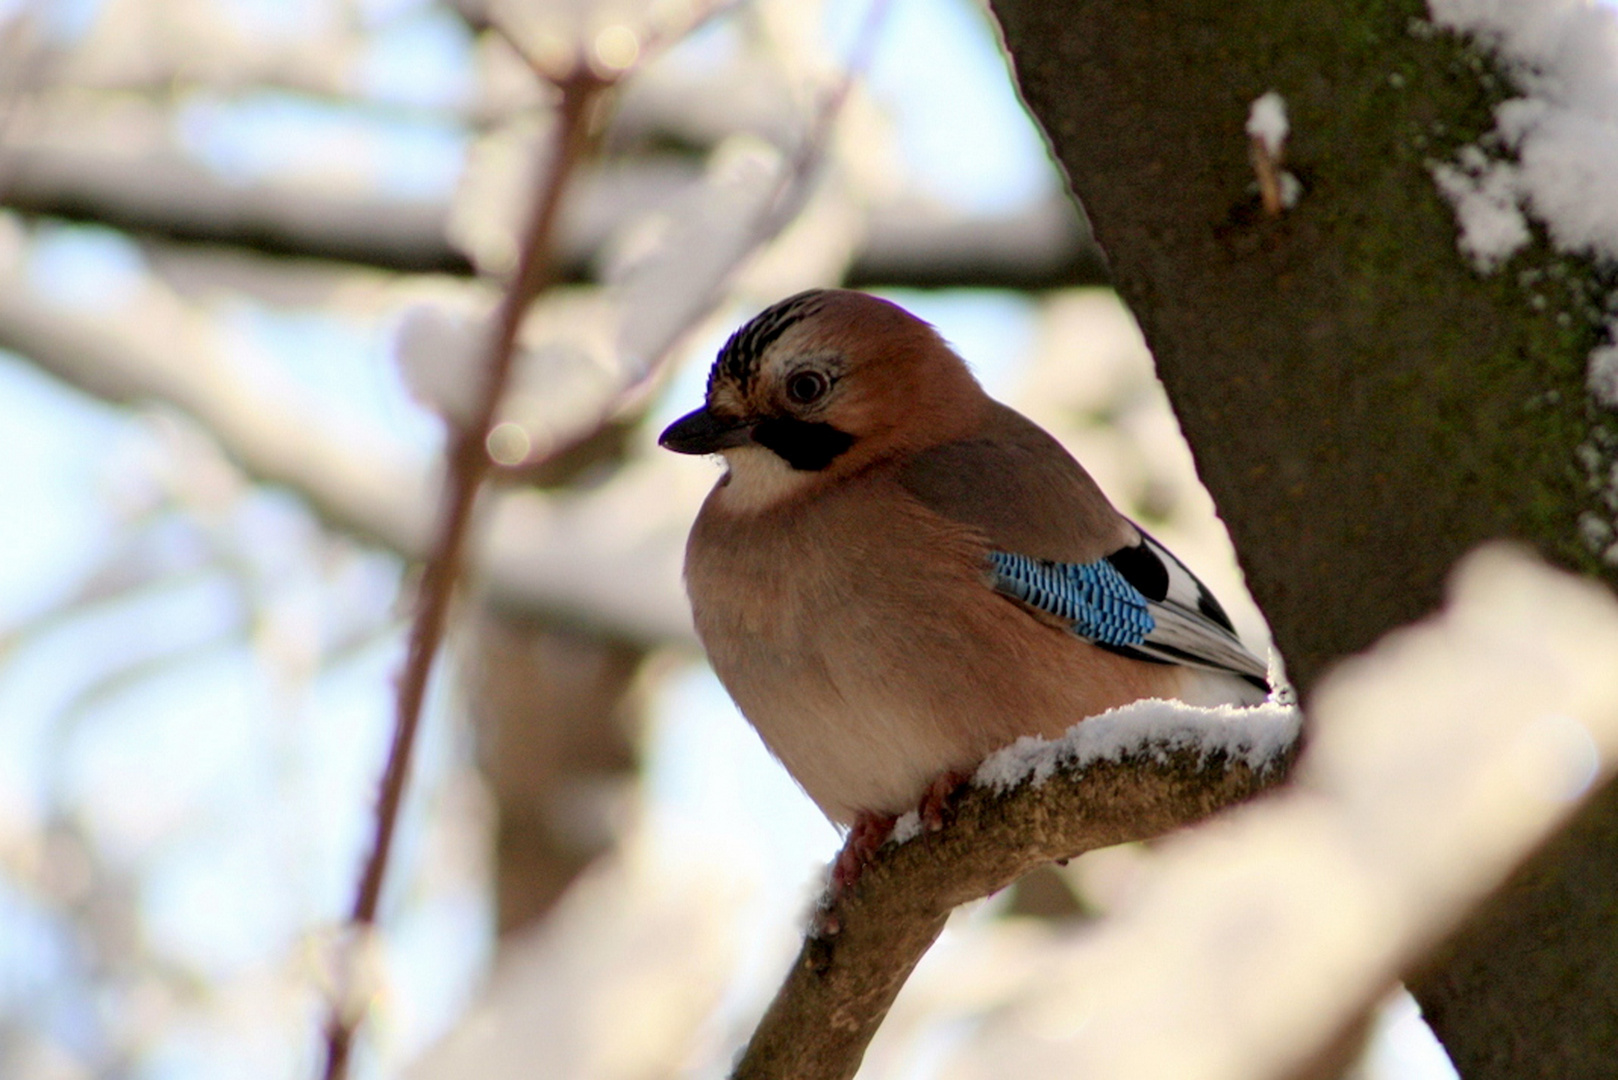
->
733, 704, 1300, 1080
0, 106, 1095, 288
736, 547, 1618, 1080
0, 273, 696, 644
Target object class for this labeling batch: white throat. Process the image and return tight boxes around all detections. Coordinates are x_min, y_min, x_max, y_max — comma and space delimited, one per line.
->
714, 444, 819, 513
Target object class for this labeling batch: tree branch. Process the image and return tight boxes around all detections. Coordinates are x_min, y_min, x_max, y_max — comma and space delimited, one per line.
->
733, 548, 1618, 1080
0, 129, 1099, 288
0, 279, 696, 644
734, 714, 1299, 1080
319, 0, 894, 1061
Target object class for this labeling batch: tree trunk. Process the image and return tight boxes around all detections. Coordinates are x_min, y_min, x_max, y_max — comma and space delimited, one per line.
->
986, 0, 1618, 1075
466, 611, 644, 934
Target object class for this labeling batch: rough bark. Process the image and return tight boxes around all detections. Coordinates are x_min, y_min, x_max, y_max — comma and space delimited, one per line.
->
986, 1, 1618, 1076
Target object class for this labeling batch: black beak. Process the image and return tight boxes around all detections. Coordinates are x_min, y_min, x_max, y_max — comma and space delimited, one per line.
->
658, 407, 753, 455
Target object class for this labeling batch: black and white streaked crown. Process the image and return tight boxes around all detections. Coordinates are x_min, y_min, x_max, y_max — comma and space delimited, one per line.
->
710, 289, 831, 395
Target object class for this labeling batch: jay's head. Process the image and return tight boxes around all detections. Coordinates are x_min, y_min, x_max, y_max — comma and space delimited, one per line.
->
659, 290, 984, 482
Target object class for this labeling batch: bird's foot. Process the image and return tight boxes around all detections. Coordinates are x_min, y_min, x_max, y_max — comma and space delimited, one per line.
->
918, 769, 970, 832
831, 811, 897, 895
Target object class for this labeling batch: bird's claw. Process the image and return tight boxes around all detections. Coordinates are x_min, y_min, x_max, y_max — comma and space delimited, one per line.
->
831, 811, 897, 896
919, 769, 969, 832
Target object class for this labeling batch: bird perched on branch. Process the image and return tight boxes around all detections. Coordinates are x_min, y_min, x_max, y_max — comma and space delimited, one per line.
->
661, 289, 1270, 887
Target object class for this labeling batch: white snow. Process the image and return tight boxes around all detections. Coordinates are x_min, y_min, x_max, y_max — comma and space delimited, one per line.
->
1427, 0, 1618, 557
1495, 95, 1618, 258
1245, 91, 1290, 157
1420, 3, 1618, 256
889, 810, 923, 845
1589, 339, 1618, 410
972, 699, 1300, 795
1428, 157, 1531, 271
1578, 509, 1614, 551
1277, 171, 1304, 210
1245, 92, 1301, 209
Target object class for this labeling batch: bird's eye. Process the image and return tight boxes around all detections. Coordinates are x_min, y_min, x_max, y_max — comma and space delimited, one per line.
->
785, 370, 829, 405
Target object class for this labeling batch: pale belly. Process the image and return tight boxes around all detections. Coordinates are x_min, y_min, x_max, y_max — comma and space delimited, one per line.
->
685, 488, 1189, 823
699, 625, 976, 823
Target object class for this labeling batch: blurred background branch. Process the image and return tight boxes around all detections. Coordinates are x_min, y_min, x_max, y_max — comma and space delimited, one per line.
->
0, 122, 1098, 286
0, 273, 696, 642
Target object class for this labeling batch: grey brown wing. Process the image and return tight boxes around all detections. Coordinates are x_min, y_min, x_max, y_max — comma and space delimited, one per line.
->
898, 406, 1269, 691
896, 402, 1133, 563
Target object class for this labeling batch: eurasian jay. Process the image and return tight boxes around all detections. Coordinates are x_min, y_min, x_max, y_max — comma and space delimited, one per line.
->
660, 289, 1269, 882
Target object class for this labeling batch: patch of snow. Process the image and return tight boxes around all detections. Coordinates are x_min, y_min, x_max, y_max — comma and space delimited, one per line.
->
1278, 171, 1304, 210
889, 811, 923, 846
1429, 158, 1531, 271
1266, 649, 1297, 708
395, 301, 484, 427
1427, 0, 1618, 557
1589, 338, 1618, 410
1495, 96, 1618, 259
972, 700, 1300, 795
1246, 92, 1289, 157
1578, 510, 1613, 551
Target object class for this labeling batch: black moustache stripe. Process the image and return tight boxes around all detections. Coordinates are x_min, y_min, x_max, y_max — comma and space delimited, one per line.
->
751, 418, 856, 471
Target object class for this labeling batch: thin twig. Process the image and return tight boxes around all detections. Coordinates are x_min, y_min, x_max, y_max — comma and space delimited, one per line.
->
1252, 135, 1285, 217
317, 67, 609, 1080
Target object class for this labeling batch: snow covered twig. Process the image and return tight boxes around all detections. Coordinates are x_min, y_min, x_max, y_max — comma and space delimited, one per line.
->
1246, 91, 1295, 217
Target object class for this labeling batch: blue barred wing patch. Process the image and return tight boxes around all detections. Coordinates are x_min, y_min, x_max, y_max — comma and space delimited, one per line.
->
988, 551, 1155, 646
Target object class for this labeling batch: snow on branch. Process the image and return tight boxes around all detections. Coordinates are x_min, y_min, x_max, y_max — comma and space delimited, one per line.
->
733, 702, 1300, 1080
975, 698, 1298, 794
0, 95, 1094, 289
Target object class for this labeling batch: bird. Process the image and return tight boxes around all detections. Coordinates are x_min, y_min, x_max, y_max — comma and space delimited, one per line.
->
660, 289, 1270, 887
